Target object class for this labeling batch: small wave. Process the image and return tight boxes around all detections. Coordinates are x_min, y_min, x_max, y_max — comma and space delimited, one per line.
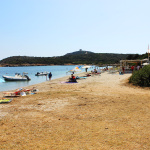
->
0, 78, 4, 83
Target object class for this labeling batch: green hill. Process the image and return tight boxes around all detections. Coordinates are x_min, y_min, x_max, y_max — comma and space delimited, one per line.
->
65, 49, 94, 55
0, 50, 147, 67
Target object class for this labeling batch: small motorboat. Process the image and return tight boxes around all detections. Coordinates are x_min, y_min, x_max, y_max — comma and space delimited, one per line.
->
35, 72, 49, 76
3, 73, 31, 81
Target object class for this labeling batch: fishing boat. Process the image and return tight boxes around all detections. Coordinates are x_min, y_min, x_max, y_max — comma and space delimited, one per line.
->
3, 73, 31, 81
35, 72, 49, 76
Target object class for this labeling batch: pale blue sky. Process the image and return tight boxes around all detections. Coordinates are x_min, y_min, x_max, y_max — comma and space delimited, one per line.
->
0, 0, 150, 60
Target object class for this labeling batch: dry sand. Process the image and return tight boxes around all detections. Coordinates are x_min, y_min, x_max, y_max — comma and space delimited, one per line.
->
0, 71, 150, 150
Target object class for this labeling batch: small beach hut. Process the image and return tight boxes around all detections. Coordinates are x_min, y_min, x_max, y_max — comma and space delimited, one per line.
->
120, 59, 149, 73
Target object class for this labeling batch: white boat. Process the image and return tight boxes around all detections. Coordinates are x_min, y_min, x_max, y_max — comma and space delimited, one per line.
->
35, 72, 49, 76
3, 73, 31, 81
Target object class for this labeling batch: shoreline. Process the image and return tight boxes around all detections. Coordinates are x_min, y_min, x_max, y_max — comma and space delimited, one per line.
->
0, 71, 86, 96
0, 65, 88, 92
1, 71, 150, 149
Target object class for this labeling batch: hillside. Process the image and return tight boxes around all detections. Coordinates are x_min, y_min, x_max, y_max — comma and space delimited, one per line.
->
65, 49, 94, 55
0, 50, 147, 67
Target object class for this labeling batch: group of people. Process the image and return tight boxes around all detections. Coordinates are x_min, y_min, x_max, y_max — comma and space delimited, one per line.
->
68, 68, 101, 82
3, 87, 38, 97
91, 68, 101, 75
121, 64, 143, 74
131, 65, 142, 72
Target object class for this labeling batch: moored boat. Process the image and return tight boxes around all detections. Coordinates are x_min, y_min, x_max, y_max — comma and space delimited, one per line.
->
35, 72, 49, 76
3, 73, 31, 81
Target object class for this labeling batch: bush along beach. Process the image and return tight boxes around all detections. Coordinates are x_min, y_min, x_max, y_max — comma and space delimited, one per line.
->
129, 65, 150, 87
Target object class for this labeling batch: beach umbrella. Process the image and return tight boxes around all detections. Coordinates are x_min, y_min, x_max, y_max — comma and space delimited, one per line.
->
68, 66, 82, 73
77, 65, 82, 69
82, 65, 91, 69
82, 65, 91, 72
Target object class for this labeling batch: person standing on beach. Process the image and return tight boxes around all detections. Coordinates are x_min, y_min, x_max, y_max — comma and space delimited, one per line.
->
48, 72, 52, 80
45, 74, 48, 80
131, 66, 134, 73
122, 66, 125, 74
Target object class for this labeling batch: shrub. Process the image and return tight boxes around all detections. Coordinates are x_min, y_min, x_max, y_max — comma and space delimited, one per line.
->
129, 65, 150, 87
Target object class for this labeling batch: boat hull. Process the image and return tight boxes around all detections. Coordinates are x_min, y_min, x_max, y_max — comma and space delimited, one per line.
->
35, 74, 48, 76
3, 76, 29, 81
35, 72, 48, 76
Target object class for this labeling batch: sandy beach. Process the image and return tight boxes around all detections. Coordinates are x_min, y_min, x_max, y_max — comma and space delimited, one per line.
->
0, 71, 150, 149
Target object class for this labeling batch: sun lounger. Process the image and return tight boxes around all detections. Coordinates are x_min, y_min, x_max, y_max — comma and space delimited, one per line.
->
76, 76, 87, 79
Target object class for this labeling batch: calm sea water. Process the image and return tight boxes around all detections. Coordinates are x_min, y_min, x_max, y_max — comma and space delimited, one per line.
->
0, 65, 94, 92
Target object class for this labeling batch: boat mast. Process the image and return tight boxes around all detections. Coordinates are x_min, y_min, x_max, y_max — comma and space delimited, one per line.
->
148, 44, 150, 61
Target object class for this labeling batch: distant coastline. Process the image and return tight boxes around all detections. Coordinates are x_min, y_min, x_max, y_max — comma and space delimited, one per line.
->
0, 63, 77, 67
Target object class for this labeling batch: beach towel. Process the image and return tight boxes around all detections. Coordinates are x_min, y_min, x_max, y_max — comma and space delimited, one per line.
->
76, 76, 87, 79
60, 81, 78, 84
0, 99, 13, 104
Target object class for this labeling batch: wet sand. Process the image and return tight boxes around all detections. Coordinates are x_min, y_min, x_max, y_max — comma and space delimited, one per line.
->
0, 71, 150, 149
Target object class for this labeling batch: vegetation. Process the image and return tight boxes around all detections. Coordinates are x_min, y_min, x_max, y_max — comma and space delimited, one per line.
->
129, 65, 150, 87
0, 52, 130, 66
126, 53, 149, 60
0, 50, 149, 66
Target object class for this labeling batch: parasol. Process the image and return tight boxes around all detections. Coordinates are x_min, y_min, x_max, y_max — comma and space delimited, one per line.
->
82, 65, 91, 69
68, 66, 82, 73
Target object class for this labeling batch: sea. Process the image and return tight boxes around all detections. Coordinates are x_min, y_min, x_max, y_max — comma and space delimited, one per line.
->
0, 65, 95, 92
